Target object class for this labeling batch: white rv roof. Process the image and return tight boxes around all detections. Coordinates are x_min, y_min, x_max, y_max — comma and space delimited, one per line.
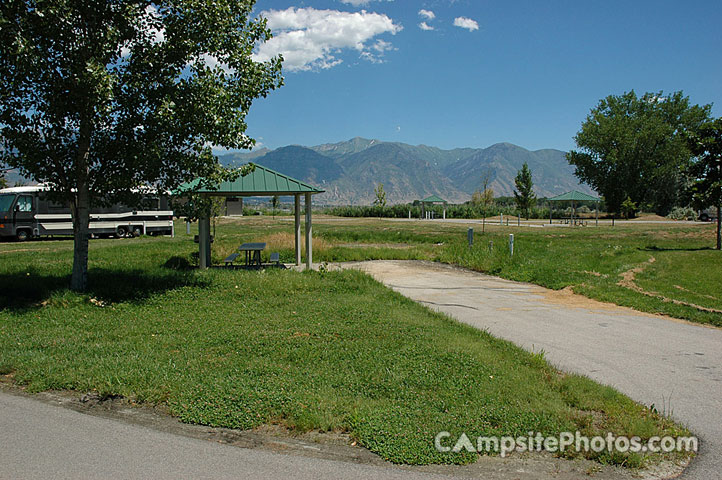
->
0, 184, 168, 195
0, 184, 49, 194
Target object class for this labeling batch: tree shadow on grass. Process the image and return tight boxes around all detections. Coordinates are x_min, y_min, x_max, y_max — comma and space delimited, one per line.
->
640, 245, 715, 252
0, 265, 209, 313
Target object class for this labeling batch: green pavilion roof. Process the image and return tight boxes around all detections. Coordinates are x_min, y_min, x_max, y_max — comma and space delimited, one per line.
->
178, 164, 324, 196
421, 194, 447, 203
548, 190, 599, 202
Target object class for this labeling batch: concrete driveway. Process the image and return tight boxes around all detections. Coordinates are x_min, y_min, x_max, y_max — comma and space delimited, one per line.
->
346, 260, 722, 480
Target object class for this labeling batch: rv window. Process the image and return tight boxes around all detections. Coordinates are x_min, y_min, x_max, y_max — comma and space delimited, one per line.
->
17, 195, 33, 212
0, 194, 14, 212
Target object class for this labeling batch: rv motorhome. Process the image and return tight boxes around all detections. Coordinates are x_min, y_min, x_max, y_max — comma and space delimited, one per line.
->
0, 185, 174, 241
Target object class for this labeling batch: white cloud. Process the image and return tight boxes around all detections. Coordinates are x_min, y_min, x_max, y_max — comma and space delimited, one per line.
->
418, 21, 434, 31
453, 16, 479, 31
340, 0, 392, 6
372, 39, 394, 53
360, 39, 396, 64
418, 9, 435, 20
254, 7, 402, 72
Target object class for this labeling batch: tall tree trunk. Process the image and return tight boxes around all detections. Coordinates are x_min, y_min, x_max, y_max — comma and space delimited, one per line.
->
71, 181, 90, 291
717, 204, 722, 250
71, 118, 92, 291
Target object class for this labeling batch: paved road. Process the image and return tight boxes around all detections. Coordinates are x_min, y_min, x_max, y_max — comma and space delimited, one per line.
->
0, 391, 457, 480
0, 389, 634, 480
348, 261, 722, 480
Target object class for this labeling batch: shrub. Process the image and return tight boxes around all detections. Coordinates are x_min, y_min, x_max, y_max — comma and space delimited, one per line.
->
667, 207, 697, 221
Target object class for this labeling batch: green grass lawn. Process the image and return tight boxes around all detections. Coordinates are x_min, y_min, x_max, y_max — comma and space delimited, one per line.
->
233, 216, 719, 326
0, 217, 712, 468
433, 224, 721, 326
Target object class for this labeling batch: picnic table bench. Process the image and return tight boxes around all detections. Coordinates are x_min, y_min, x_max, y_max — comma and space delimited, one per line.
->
223, 252, 240, 265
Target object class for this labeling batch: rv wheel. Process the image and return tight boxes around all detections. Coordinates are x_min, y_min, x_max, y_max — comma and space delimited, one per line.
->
116, 226, 128, 238
16, 230, 30, 242
132, 227, 142, 237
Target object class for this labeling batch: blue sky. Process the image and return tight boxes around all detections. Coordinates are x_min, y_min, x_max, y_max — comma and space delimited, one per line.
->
242, 0, 722, 153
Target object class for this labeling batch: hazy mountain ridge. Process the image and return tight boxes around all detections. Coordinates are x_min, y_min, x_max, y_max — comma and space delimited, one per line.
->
219, 138, 592, 205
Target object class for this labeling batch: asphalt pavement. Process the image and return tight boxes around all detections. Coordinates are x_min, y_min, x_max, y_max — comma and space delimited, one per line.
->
348, 260, 722, 480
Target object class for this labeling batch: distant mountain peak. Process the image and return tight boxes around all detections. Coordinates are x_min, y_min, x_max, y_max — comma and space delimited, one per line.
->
217, 137, 592, 204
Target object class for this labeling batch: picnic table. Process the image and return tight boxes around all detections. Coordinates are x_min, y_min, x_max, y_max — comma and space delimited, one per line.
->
238, 242, 266, 267
560, 217, 587, 226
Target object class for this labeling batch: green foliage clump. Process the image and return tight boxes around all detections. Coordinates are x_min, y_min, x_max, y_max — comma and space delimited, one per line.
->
620, 197, 637, 219
568, 90, 711, 215
686, 117, 722, 249
666, 207, 697, 221
513, 162, 537, 219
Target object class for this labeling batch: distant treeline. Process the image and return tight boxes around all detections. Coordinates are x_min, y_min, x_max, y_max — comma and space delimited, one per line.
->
326, 198, 604, 220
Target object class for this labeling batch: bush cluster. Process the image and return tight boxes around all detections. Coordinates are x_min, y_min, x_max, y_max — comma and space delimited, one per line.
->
326, 203, 583, 220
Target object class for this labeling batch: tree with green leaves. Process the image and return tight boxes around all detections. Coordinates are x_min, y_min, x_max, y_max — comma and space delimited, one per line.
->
471, 170, 494, 209
567, 91, 711, 215
620, 196, 637, 219
270, 195, 280, 216
471, 170, 494, 232
0, 0, 283, 290
513, 162, 536, 219
686, 118, 722, 250
373, 183, 387, 207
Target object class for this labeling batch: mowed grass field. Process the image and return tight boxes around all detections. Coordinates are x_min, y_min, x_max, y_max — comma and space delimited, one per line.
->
209, 215, 720, 326
0, 215, 715, 467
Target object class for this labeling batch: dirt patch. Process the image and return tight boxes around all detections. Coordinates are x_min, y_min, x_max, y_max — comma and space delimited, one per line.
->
618, 257, 722, 314
535, 285, 643, 314
617, 256, 656, 291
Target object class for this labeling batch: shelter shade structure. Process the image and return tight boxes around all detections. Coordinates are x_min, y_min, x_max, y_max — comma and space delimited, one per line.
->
180, 164, 323, 269
420, 194, 448, 220
547, 190, 599, 226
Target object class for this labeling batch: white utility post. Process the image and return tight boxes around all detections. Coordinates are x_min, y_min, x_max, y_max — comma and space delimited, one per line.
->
294, 194, 301, 266
305, 193, 312, 269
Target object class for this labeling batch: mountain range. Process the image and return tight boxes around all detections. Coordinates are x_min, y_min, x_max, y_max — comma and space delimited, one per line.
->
220, 138, 592, 205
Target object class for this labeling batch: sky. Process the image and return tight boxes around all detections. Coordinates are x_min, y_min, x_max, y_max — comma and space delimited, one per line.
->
239, 0, 722, 153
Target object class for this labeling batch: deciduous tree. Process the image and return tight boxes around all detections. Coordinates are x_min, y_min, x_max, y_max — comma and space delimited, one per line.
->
373, 183, 387, 207
567, 91, 710, 215
0, 0, 283, 290
686, 118, 722, 249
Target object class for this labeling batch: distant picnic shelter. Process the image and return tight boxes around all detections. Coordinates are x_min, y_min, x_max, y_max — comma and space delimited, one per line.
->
547, 190, 599, 225
182, 164, 324, 269
420, 194, 448, 219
